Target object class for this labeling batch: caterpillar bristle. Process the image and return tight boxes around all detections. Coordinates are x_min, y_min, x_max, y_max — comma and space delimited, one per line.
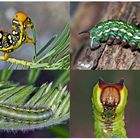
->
117, 79, 124, 86
98, 77, 105, 85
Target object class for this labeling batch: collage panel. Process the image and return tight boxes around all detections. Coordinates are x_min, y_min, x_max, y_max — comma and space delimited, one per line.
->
0, 2, 70, 70
0, 70, 70, 137
0, 1, 70, 138
71, 2, 140, 70
0, 0, 140, 139
71, 70, 140, 138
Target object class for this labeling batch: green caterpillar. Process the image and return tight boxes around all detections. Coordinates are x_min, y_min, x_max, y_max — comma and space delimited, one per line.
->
92, 78, 128, 138
80, 20, 140, 50
0, 103, 53, 124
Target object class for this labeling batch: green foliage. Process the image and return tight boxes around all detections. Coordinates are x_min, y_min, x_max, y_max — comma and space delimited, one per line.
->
0, 23, 70, 70
48, 126, 69, 138
27, 69, 41, 84
0, 70, 13, 81
0, 70, 70, 132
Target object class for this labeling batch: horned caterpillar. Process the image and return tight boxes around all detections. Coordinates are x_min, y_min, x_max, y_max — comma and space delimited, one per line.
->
80, 20, 140, 51
92, 78, 128, 138
0, 12, 35, 60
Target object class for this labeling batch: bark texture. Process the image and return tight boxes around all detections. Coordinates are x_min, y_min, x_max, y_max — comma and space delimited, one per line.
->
71, 2, 140, 70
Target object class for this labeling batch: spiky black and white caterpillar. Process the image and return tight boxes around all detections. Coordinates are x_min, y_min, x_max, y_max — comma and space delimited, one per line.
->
0, 11, 35, 60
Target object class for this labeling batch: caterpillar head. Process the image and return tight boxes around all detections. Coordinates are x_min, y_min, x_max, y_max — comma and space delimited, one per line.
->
79, 29, 101, 49
12, 12, 34, 29
92, 78, 128, 114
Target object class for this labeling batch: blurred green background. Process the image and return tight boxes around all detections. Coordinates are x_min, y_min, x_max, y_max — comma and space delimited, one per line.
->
71, 71, 140, 138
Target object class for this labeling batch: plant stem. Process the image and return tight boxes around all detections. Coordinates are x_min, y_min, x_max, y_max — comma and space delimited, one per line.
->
0, 56, 33, 68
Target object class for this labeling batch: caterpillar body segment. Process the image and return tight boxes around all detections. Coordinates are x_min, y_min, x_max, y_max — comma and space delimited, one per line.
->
0, 103, 53, 124
92, 78, 128, 138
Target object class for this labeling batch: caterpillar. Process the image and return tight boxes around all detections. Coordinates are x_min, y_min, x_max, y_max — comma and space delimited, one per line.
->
0, 11, 35, 60
0, 103, 53, 124
79, 20, 140, 51
92, 78, 128, 138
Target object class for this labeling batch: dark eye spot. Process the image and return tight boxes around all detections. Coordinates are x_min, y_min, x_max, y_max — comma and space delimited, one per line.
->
12, 19, 20, 27
12, 30, 20, 40
0, 32, 3, 39
0, 42, 2, 48
0, 31, 3, 47
7, 34, 13, 45
27, 17, 31, 22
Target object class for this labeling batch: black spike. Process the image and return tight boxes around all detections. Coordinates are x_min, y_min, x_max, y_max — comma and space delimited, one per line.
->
98, 77, 105, 85
118, 79, 124, 86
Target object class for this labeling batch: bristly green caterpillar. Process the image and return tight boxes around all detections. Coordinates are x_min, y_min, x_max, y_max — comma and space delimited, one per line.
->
79, 20, 140, 51
0, 103, 53, 124
92, 78, 128, 138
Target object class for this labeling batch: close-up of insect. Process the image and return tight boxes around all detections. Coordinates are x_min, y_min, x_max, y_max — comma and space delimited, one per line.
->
0, 11, 35, 60
70, 70, 140, 138
71, 2, 140, 70
79, 20, 140, 51
2, 0, 140, 139
0, 2, 69, 70
92, 78, 128, 138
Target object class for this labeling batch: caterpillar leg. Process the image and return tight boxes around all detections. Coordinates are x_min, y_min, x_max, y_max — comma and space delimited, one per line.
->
106, 35, 115, 45
26, 37, 36, 45
121, 39, 128, 47
3, 52, 9, 60
113, 36, 121, 45
130, 42, 137, 51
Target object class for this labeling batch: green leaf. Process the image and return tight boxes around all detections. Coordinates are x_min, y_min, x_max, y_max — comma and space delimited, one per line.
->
27, 69, 41, 84
36, 34, 57, 57
0, 70, 13, 81
0, 71, 70, 131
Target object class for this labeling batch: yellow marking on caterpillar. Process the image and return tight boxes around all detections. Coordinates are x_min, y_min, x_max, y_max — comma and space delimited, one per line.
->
0, 11, 35, 60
